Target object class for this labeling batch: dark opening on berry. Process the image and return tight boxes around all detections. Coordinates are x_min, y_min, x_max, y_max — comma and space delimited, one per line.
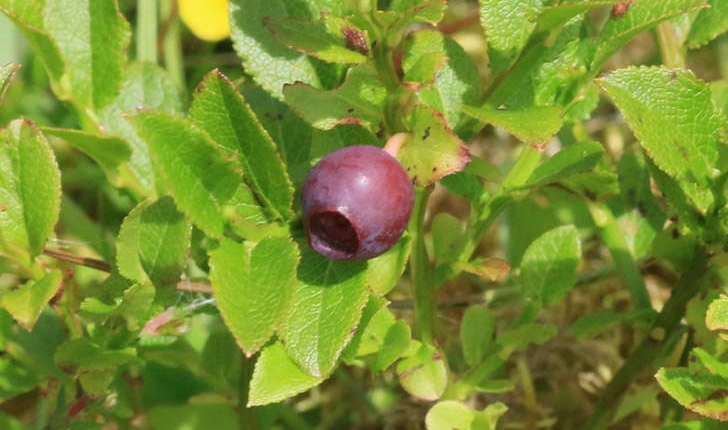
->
302, 145, 414, 260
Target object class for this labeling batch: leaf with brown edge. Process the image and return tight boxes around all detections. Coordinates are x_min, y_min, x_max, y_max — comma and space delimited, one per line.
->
283, 64, 386, 132
456, 258, 511, 282
397, 104, 470, 186
264, 13, 369, 64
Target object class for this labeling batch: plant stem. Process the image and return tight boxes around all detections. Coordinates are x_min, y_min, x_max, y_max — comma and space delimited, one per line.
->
585, 247, 709, 429
238, 352, 257, 430
587, 202, 651, 310
160, 0, 185, 89
409, 186, 435, 343
656, 22, 685, 69
463, 145, 542, 258
43, 248, 111, 272
136, 0, 158, 63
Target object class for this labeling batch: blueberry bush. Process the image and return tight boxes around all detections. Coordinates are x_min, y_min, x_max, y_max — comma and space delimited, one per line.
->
1, 0, 728, 428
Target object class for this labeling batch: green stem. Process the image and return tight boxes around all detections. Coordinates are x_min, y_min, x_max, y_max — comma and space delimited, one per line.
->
160, 0, 185, 89
410, 186, 435, 343
585, 248, 709, 429
656, 22, 685, 69
238, 353, 257, 430
587, 202, 651, 310
463, 145, 542, 258
136, 0, 158, 63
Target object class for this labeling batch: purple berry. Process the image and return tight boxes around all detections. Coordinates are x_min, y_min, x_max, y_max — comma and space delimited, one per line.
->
302, 145, 414, 260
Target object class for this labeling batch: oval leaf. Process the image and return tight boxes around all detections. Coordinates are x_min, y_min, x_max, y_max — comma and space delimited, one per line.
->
598, 66, 723, 214
128, 112, 243, 238
210, 238, 299, 356
463, 104, 564, 148
398, 104, 471, 186
0, 62, 21, 104
0, 119, 61, 259
248, 341, 324, 406
279, 248, 368, 377
520, 225, 581, 305
189, 70, 294, 221
265, 14, 368, 64
397, 342, 448, 401
229, 0, 324, 100
116, 196, 191, 288
0, 270, 62, 331
283, 64, 386, 132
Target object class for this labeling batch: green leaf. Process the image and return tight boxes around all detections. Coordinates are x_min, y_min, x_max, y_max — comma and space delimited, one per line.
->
426, 401, 477, 430
613, 384, 662, 424
397, 342, 448, 401
99, 62, 184, 196
248, 341, 324, 406
569, 309, 657, 339
463, 104, 564, 147
439, 168, 487, 202
598, 66, 723, 214
0, 359, 43, 403
479, 0, 543, 75
0, 2, 65, 88
688, 0, 728, 48
0, 119, 61, 259
113, 283, 156, 331
388, 0, 447, 25
116, 197, 191, 287
487, 15, 591, 109
148, 403, 239, 430
229, 0, 326, 100
496, 323, 557, 353
242, 84, 315, 186
345, 298, 396, 359
366, 235, 411, 296
538, 1, 620, 31
283, 64, 386, 132
189, 70, 294, 221
128, 112, 243, 238
279, 248, 368, 377
265, 14, 368, 63
373, 320, 411, 373
398, 104, 471, 186
426, 400, 507, 430
520, 225, 580, 305
41, 127, 132, 186
0, 62, 20, 104
405, 30, 480, 137
55, 339, 137, 394
209, 238, 298, 356
310, 124, 382, 161
460, 305, 495, 367
657, 349, 728, 421
592, 0, 707, 69
43, 0, 130, 109
0, 270, 62, 331
432, 213, 465, 265
474, 380, 515, 394
55, 338, 137, 369
523, 141, 604, 188
706, 295, 728, 332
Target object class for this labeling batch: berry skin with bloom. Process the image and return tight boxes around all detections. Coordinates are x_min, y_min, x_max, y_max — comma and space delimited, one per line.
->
302, 145, 414, 260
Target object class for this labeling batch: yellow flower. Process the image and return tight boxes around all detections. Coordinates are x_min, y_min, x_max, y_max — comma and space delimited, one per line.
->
178, 0, 230, 42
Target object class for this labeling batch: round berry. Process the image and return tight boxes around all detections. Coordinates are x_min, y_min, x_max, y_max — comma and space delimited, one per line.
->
302, 145, 414, 260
